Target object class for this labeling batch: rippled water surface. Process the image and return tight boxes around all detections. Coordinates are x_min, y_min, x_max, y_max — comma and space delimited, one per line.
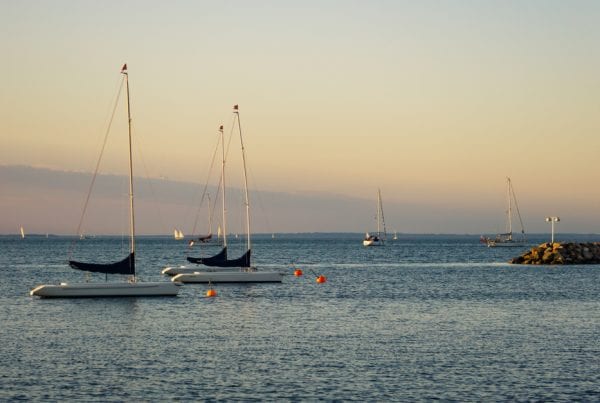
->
1, 234, 599, 401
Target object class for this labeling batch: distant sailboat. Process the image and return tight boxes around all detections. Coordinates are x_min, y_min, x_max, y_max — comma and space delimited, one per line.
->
173, 229, 184, 240
20, 226, 25, 239
31, 64, 182, 298
481, 177, 527, 247
196, 192, 213, 243
393, 231, 398, 241
162, 129, 228, 276
171, 105, 283, 283
363, 189, 387, 247
187, 194, 213, 246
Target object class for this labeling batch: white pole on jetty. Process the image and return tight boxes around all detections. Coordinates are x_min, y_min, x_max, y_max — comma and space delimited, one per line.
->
545, 216, 560, 243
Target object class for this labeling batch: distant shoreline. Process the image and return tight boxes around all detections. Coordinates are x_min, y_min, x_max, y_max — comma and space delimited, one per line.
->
3, 232, 600, 239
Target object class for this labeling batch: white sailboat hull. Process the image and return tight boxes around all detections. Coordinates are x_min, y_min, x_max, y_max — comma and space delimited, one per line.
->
486, 241, 528, 248
363, 239, 384, 247
172, 270, 284, 283
30, 281, 182, 298
162, 265, 241, 276
363, 234, 384, 246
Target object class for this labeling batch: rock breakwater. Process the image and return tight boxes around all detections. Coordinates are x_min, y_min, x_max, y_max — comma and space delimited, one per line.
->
510, 242, 600, 265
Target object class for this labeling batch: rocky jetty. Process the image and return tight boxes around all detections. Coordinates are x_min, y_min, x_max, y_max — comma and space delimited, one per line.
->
510, 242, 600, 265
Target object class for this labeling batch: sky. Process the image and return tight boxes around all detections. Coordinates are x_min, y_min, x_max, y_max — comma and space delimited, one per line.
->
2, 1, 600, 234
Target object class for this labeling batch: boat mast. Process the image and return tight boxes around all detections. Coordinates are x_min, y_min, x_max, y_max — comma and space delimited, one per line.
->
207, 193, 213, 235
376, 189, 381, 237
234, 105, 251, 252
506, 177, 512, 239
219, 125, 227, 248
510, 179, 526, 238
381, 191, 387, 240
377, 188, 387, 242
122, 64, 136, 278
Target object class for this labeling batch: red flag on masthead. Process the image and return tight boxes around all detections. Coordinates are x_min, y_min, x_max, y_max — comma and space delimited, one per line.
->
121, 63, 127, 73
233, 104, 239, 111
219, 125, 224, 131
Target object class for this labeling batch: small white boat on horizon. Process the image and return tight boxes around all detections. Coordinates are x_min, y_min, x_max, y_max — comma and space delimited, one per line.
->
363, 189, 387, 247
481, 177, 528, 248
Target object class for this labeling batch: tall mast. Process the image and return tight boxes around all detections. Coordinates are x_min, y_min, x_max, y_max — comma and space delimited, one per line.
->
376, 189, 381, 237
219, 125, 227, 248
234, 105, 251, 252
207, 193, 212, 235
507, 177, 512, 237
380, 189, 387, 240
121, 64, 136, 277
510, 179, 526, 237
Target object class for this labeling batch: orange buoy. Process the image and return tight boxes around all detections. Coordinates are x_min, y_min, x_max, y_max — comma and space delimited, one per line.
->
294, 268, 303, 277
316, 275, 327, 283
206, 288, 217, 298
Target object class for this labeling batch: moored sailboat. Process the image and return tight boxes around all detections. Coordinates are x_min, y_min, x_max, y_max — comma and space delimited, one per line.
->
193, 192, 213, 244
171, 105, 283, 283
481, 177, 527, 248
363, 189, 387, 246
30, 64, 182, 297
163, 125, 240, 277
184, 193, 214, 248
183, 125, 243, 269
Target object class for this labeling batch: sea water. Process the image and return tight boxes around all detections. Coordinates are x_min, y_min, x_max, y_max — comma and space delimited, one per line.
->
0, 234, 599, 401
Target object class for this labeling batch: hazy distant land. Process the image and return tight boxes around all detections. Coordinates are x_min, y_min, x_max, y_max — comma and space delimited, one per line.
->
1, 165, 492, 235
0, 164, 594, 236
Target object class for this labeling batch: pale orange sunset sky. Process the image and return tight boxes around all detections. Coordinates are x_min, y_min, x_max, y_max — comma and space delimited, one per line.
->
2, 1, 600, 234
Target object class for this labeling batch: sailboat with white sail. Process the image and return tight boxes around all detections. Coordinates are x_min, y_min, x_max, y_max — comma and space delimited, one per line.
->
363, 189, 387, 246
171, 105, 283, 283
481, 177, 527, 248
20, 226, 25, 239
30, 64, 182, 297
173, 229, 184, 240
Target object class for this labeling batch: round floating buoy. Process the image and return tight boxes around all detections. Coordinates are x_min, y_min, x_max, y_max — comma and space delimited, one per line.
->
316, 275, 327, 283
294, 268, 303, 277
206, 288, 217, 298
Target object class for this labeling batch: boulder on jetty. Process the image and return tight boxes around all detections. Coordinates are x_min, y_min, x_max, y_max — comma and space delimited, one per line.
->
510, 242, 600, 265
